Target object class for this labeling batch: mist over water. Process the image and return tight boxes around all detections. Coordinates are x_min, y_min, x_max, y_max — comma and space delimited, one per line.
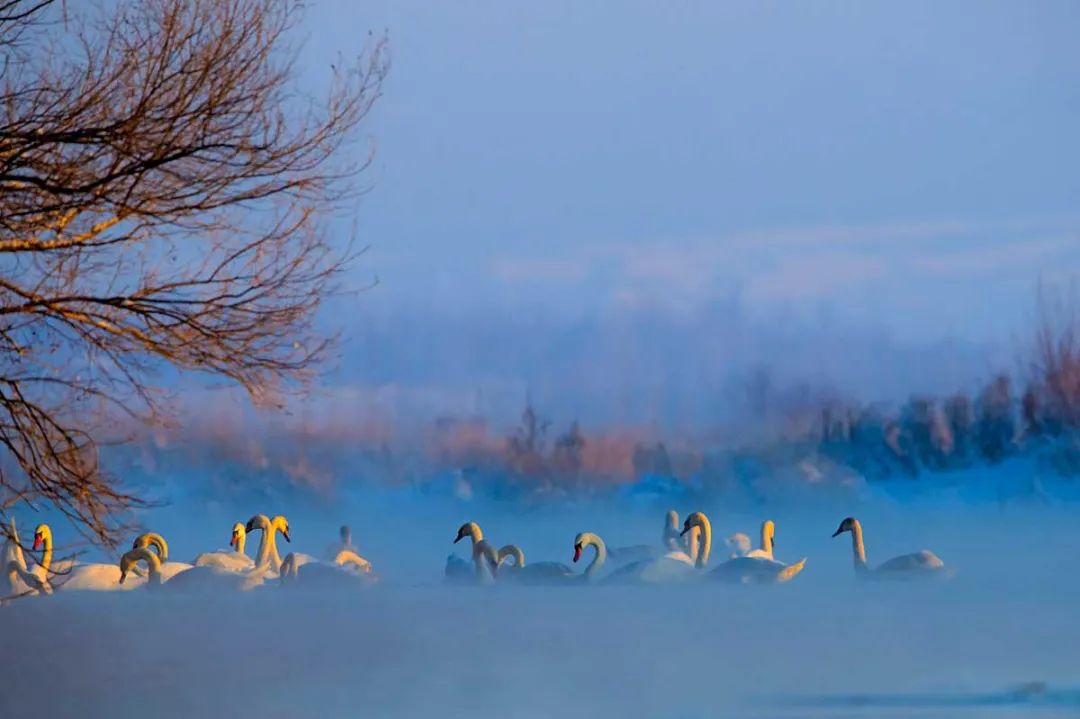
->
3, 484, 1078, 719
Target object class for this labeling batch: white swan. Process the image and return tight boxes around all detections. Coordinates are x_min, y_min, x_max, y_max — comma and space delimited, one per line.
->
569, 530, 695, 584
193, 522, 255, 572
119, 546, 270, 592
683, 512, 806, 583
831, 517, 951, 579
23, 522, 139, 593
607, 510, 690, 564
324, 525, 357, 561
448, 521, 498, 584
2, 519, 51, 598
280, 548, 376, 588
130, 532, 194, 581
495, 544, 575, 583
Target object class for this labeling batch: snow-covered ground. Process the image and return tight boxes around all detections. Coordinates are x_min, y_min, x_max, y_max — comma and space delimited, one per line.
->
2, 467, 1079, 718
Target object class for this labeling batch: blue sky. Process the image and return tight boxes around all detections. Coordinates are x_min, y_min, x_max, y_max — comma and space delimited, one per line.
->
295, 1, 1080, 424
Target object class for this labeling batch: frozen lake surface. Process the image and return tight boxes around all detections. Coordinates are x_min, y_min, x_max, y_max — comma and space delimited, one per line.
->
2, 492, 1078, 718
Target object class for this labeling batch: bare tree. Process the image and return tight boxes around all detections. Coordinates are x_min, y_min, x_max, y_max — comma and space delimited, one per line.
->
0, 0, 388, 545
1028, 281, 1080, 434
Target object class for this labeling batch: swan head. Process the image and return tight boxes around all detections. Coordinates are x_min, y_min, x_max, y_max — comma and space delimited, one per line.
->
119, 547, 159, 584
271, 515, 291, 543
453, 521, 481, 544
245, 514, 271, 535
230, 522, 245, 548
572, 531, 594, 562
131, 532, 169, 560
32, 523, 50, 551
681, 511, 708, 536
832, 517, 857, 537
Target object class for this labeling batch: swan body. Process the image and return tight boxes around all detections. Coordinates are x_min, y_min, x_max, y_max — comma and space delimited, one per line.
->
710, 556, 808, 584
120, 547, 269, 592
495, 544, 575, 583
831, 517, 951, 579
280, 549, 375, 588
193, 523, 255, 572
604, 551, 698, 584
682, 512, 806, 583
445, 554, 473, 582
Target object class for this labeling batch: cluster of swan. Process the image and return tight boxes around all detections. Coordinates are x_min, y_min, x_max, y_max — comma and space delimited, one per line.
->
1, 515, 375, 600
2, 509, 952, 601
444, 512, 952, 585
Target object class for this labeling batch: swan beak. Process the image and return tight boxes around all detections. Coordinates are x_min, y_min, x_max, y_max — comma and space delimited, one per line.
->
229, 533, 238, 548
573, 544, 582, 563
32, 533, 42, 551
453, 533, 464, 544
282, 529, 291, 543
831, 528, 843, 538
245, 520, 255, 533
680, 525, 690, 536
118, 571, 127, 585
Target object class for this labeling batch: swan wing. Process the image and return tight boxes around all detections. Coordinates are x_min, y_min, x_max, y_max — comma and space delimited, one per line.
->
875, 550, 947, 573
158, 562, 193, 581
286, 560, 374, 589
194, 550, 255, 572
163, 565, 264, 592
604, 556, 696, 584
710, 556, 806, 584
55, 563, 138, 592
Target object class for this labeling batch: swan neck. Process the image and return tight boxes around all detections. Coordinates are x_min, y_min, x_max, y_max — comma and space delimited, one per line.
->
685, 526, 700, 563
695, 514, 712, 569
235, 529, 246, 556
760, 522, 772, 557
585, 534, 606, 579
850, 520, 868, 570
251, 518, 275, 571
123, 548, 162, 585
663, 512, 680, 552
39, 527, 53, 572
468, 523, 483, 545
498, 544, 525, 568
473, 541, 495, 584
